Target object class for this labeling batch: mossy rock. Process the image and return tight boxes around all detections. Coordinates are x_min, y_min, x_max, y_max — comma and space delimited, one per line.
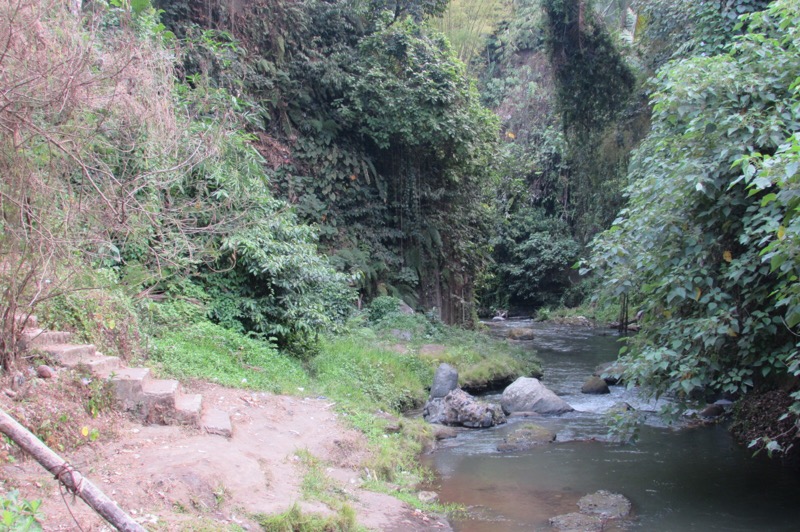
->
497, 423, 556, 451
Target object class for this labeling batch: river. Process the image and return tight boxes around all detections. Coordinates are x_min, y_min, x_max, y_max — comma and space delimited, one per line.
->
424, 321, 800, 531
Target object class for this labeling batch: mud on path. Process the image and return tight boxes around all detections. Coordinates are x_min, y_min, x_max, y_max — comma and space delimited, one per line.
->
1, 382, 451, 531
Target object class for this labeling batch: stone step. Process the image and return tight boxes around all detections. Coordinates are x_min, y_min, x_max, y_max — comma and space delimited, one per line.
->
20, 329, 73, 349
140, 378, 180, 425
61, 353, 121, 376
42, 343, 97, 360
201, 408, 232, 438
107, 367, 151, 411
174, 393, 203, 426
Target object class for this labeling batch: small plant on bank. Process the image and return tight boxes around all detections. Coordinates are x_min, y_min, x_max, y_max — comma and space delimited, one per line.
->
0, 490, 43, 531
85, 377, 116, 419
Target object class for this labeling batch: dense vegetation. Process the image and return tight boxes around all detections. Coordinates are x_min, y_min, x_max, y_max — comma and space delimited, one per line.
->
586, 0, 800, 455
154, 0, 499, 324
475, 0, 643, 312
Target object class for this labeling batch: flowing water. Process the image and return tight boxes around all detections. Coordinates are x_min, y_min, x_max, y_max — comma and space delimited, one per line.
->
424, 320, 800, 531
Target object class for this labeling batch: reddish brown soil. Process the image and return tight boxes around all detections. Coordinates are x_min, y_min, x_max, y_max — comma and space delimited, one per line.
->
1, 377, 451, 531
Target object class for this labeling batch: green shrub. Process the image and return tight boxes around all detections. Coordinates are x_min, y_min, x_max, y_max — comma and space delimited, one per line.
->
366, 296, 405, 323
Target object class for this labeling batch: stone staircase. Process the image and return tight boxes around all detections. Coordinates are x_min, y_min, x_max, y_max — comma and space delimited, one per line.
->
19, 315, 231, 437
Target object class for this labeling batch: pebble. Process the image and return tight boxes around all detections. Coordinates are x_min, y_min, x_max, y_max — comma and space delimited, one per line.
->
37, 365, 56, 379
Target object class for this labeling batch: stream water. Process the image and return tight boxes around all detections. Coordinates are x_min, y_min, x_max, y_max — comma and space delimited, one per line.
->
424, 320, 800, 531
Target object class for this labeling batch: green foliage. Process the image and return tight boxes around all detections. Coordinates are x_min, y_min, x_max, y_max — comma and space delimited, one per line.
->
431, 0, 511, 64
204, 202, 355, 350
0, 0, 350, 362
635, 0, 773, 71
486, 207, 580, 308
605, 408, 643, 444
588, 0, 800, 423
0, 491, 42, 532
150, 321, 308, 393
37, 272, 145, 361
543, 0, 636, 135
366, 296, 406, 322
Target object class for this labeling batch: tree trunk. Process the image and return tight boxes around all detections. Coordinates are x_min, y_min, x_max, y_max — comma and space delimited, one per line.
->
0, 408, 145, 532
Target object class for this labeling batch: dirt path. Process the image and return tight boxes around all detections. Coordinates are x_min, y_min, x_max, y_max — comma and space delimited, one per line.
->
1, 382, 451, 531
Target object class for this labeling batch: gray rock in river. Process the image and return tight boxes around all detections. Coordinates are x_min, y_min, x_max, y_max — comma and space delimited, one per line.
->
581, 376, 610, 395
578, 490, 632, 518
424, 388, 506, 428
430, 363, 459, 399
501, 377, 574, 415
549, 512, 604, 531
507, 327, 536, 340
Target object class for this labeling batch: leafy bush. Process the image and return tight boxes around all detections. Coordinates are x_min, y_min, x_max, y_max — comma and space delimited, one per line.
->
484, 207, 580, 309
366, 296, 405, 323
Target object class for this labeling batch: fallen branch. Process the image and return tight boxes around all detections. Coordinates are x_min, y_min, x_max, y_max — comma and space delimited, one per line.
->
0, 408, 145, 531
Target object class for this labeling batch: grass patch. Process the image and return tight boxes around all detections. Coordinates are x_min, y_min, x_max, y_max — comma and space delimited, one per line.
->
544, 298, 619, 324
149, 321, 308, 393
311, 332, 435, 483
294, 449, 351, 508
312, 334, 431, 412
365, 309, 542, 390
255, 503, 359, 532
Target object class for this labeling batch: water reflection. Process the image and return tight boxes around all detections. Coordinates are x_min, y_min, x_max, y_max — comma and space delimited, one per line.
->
427, 321, 800, 531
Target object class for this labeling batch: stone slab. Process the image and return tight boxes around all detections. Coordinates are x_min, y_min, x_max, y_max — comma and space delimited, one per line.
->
202, 409, 232, 438
110, 367, 151, 410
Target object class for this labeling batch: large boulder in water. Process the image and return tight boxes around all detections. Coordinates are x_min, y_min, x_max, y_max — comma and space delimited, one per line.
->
430, 363, 459, 399
424, 389, 506, 428
501, 377, 574, 415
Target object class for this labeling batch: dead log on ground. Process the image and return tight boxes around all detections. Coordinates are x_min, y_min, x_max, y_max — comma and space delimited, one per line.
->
0, 408, 145, 531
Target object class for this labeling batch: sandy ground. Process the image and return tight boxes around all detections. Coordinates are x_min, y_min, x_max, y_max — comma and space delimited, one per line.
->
1, 382, 452, 531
